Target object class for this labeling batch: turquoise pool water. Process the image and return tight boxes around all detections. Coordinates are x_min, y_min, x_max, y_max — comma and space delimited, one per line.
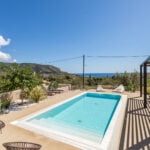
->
27, 93, 120, 142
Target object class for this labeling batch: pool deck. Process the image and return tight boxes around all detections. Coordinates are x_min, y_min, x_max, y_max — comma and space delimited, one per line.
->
0, 89, 149, 150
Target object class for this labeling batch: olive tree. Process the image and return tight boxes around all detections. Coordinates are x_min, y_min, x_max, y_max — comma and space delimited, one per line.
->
0, 63, 42, 94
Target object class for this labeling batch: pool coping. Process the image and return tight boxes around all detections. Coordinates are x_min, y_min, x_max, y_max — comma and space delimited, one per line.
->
11, 92, 128, 150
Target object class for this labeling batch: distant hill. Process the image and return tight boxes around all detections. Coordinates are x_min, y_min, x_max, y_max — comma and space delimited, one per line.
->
0, 62, 66, 77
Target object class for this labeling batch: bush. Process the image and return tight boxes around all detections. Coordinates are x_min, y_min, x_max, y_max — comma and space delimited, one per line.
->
148, 80, 150, 87
0, 93, 12, 112
120, 72, 130, 86
30, 87, 47, 103
125, 84, 139, 92
49, 82, 58, 89
125, 84, 133, 91
1, 100, 10, 109
147, 87, 150, 94
132, 84, 138, 92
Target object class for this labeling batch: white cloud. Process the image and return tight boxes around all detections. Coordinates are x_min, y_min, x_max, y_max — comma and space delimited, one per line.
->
0, 51, 11, 61
0, 35, 11, 47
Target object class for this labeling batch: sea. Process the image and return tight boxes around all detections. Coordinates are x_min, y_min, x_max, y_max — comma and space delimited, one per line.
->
75, 73, 123, 77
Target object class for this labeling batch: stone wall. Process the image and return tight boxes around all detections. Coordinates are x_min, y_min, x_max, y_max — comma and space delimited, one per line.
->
58, 84, 72, 91
0, 89, 21, 102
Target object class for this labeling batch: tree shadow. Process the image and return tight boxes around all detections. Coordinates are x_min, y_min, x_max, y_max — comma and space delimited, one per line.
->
119, 97, 150, 150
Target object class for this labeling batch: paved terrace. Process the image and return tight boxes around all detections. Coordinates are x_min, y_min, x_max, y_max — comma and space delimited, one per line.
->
119, 95, 150, 150
0, 90, 149, 150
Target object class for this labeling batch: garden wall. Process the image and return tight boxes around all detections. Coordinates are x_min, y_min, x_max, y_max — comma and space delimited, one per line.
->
0, 89, 21, 102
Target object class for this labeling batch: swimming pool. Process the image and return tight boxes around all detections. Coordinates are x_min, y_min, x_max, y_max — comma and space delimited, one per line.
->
12, 92, 127, 150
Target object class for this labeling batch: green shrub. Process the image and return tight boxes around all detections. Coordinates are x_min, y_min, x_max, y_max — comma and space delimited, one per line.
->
148, 80, 150, 87
131, 84, 137, 92
147, 87, 150, 94
1, 100, 10, 109
125, 84, 139, 92
30, 87, 47, 103
125, 84, 133, 91
0, 93, 11, 111
49, 82, 58, 89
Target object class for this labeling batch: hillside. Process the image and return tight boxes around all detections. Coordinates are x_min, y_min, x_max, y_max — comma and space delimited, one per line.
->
0, 62, 66, 76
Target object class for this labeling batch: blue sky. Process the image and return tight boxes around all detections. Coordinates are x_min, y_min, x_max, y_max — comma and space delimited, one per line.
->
0, 0, 150, 73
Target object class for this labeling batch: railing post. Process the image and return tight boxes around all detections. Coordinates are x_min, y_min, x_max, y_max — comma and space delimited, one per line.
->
143, 63, 147, 108
83, 55, 85, 89
140, 65, 142, 97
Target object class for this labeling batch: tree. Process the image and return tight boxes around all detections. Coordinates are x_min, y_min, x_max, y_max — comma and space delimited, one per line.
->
87, 74, 92, 86
120, 72, 130, 86
0, 63, 42, 93
130, 71, 139, 85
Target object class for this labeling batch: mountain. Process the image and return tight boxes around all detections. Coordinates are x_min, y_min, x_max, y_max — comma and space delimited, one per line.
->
0, 62, 66, 77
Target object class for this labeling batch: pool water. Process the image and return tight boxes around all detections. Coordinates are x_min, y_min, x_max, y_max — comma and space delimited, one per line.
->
27, 93, 120, 142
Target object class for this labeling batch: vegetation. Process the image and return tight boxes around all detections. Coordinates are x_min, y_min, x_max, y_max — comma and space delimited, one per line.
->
0, 61, 149, 113
49, 82, 58, 89
0, 93, 11, 112
0, 62, 66, 76
148, 79, 150, 87
147, 87, 150, 95
1, 100, 10, 109
0, 62, 148, 95
47, 74, 83, 89
0, 63, 42, 93
46, 71, 141, 91
29, 87, 47, 103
